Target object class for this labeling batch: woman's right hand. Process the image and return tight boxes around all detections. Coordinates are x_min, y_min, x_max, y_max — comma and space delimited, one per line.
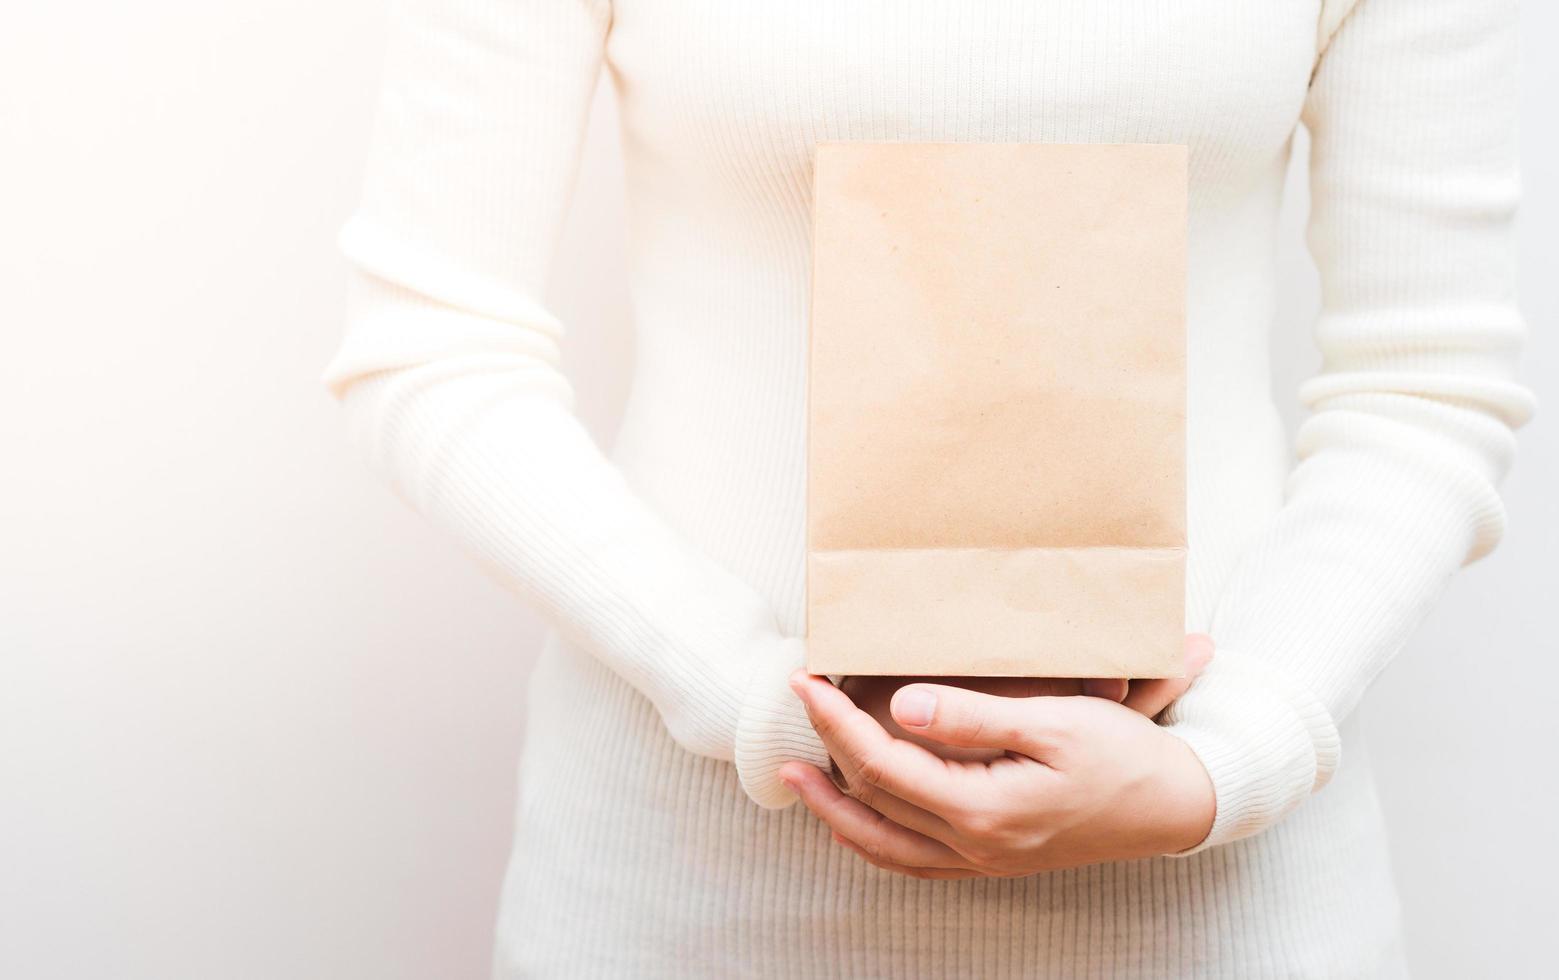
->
838, 634, 1215, 762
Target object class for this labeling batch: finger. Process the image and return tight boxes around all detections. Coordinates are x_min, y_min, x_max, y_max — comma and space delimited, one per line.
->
947, 676, 1084, 699
830, 833, 985, 880
780, 763, 974, 872
789, 672, 973, 814
1123, 633, 1216, 718
792, 757, 960, 843
1080, 678, 1129, 702
888, 682, 1073, 757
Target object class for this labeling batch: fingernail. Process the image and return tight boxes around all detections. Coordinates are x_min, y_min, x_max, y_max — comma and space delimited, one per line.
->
893, 687, 937, 728
788, 670, 809, 698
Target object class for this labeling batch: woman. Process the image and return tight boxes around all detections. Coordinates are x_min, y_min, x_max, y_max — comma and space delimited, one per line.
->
320, 1, 1532, 975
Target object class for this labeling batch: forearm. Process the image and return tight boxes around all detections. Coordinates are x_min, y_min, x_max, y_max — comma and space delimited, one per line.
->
327, 272, 827, 804
1164, 0, 1534, 851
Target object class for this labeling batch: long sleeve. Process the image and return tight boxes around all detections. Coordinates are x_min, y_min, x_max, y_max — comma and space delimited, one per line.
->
320, 0, 829, 808
1164, 0, 1536, 851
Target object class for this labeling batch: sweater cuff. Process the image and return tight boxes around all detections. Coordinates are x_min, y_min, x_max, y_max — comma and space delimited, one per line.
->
734, 635, 832, 808
1160, 649, 1342, 854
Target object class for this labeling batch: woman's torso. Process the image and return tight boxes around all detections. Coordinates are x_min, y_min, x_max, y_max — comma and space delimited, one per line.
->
497, 3, 1406, 976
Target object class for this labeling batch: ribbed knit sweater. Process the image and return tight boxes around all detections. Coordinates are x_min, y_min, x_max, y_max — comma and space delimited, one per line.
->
320, 1, 1534, 975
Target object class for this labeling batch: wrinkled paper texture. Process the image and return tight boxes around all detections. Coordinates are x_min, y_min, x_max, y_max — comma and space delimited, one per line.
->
807, 142, 1187, 677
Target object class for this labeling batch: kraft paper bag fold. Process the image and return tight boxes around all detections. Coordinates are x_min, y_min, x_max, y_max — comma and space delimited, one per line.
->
805, 141, 1188, 678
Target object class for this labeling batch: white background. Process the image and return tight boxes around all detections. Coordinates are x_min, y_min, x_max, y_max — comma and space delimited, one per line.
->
2, 3, 1554, 977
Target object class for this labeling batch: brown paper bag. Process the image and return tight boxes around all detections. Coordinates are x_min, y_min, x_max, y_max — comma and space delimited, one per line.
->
805, 142, 1187, 678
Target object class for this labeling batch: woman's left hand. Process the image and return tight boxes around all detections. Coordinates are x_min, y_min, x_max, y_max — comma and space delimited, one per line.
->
777, 665, 1217, 879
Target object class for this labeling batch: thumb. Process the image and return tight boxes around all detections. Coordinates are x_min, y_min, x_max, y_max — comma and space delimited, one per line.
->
889, 683, 1062, 756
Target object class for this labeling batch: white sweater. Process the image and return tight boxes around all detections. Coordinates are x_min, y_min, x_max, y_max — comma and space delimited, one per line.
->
321, 0, 1534, 975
